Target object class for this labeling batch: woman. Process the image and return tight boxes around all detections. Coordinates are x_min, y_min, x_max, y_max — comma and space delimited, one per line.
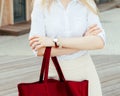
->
29, 0, 106, 96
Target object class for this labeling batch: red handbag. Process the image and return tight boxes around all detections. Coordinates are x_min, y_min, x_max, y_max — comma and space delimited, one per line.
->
18, 47, 88, 96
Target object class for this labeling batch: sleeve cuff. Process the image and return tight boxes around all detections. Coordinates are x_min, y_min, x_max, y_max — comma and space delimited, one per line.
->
98, 32, 106, 46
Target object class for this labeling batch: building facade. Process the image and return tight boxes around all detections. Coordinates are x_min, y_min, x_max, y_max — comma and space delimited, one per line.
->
0, 0, 33, 27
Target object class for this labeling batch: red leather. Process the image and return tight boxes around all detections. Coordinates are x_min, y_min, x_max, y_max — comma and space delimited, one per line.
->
18, 47, 88, 96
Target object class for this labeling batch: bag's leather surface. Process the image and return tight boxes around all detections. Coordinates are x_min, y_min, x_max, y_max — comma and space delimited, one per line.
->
18, 47, 88, 96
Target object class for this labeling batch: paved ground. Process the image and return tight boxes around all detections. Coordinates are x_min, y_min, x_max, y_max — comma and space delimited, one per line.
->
0, 55, 120, 96
0, 8, 120, 56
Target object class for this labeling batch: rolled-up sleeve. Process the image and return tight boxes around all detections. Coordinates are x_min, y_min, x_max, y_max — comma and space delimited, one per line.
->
87, 1, 106, 45
28, 0, 45, 56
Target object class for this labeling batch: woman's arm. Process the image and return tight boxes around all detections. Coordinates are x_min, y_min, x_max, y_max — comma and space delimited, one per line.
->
37, 35, 104, 57
29, 24, 102, 56
37, 47, 80, 56
59, 35, 104, 50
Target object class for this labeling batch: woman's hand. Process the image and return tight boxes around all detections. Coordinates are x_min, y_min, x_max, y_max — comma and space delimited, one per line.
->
29, 36, 55, 51
84, 24, 102, 36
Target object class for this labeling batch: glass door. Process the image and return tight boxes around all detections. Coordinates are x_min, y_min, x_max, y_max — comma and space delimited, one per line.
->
14, 0, 26, 23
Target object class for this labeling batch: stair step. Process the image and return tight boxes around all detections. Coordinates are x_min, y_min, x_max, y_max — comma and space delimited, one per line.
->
0, 22, 30, 36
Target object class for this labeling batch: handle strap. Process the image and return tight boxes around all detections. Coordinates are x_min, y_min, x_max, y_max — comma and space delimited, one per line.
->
39, 47, 65, 82
39, 47, 51, 82
51, 57, 65, 81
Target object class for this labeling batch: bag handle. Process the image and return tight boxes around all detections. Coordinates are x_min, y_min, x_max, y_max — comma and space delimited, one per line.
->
51, 57, 65, 81
39, 47, 65, 82
39, 47, 50, 82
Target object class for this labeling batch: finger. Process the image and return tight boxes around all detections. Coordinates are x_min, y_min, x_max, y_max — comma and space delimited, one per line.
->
29, 35, 40, 40
88, 24, 97, 30
92, 29, 102, 33
29, 38, 40, 46
34, 44, 44, 51
87, 26, 97, 33
85, 29, 102, 36
86, 27, 100, 35
88, 27, 101, 33
91, 30, 102, 35
31, 42, 41, 49
91, 27, 101, 33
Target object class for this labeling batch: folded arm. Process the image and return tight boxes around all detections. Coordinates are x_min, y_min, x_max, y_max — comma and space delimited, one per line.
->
29, 24, 104, 56
29, 0, 106, 57
37, 47, 80, 57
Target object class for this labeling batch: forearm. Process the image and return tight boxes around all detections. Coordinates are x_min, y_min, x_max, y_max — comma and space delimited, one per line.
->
60, 36, 104, 50
37, 47, 80, 56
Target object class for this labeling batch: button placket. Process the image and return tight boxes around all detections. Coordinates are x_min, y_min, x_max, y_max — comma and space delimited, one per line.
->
57, 0, 74, 37
64, 2, 73, 37
64, 10, 70, 37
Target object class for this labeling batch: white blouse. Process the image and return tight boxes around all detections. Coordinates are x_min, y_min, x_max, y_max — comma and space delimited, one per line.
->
29, 0, 106, 60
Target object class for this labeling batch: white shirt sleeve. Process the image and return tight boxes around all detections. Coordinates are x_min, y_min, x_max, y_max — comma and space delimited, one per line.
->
87, 1, 106, 45
28, 0, 46, 56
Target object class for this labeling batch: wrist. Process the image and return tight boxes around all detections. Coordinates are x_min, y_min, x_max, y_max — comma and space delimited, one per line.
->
53, 38, 63, 48
50, 38, 56, 47
53, 38, 59, 48
57, 38, 63, 48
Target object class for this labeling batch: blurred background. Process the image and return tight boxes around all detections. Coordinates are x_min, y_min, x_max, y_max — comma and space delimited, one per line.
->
0, 0, 120, 96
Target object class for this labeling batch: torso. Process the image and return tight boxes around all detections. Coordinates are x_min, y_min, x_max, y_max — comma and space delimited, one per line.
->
43, 0, 88, 38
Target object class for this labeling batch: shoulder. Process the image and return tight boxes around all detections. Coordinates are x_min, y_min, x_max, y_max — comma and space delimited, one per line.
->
79, 0, 98, 16
78, 0, 97, 10
87, 0, 97, 9
31, 0, 44, 18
